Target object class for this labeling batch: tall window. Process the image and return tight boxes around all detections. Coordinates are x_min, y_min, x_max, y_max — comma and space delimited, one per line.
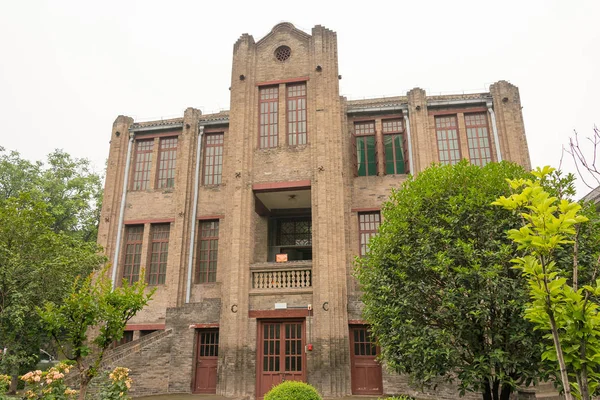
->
355, 121, 377, 176
203, 133, 224, 185
358, 212, 380, 256
435, 116, 461, 165
382, 119, 407, 174
259, 86, 278, 148
148, 224, 170, 285
197, 220, 219, 283
156, 137, 177, 189
132, 140, 154, 190
465, 113, 492, 166
123, 225, 143, 284
287, 83, 307, 146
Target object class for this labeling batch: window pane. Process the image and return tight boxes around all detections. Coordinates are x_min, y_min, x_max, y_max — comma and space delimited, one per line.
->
435, 116, 461, 165
132, 140, 154, 190
203, 133, 224, 185
197, 220, 219, 283
465, 113, 492, 166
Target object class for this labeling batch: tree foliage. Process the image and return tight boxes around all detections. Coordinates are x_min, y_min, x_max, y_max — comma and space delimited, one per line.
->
0, 147, 103, 241
39, 269, 154, 400
0, 147, 104, 392
355, 161, 544, 400
0, 195, 105, 391
493, 167, 600, 400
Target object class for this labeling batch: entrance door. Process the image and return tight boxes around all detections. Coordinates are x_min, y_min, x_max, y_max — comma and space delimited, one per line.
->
349, 325, 382, 395
193, 329, 219, 394
257, 320, 305, 399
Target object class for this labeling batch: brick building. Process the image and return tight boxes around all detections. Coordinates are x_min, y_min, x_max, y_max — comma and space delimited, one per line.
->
97, 22, 531, 399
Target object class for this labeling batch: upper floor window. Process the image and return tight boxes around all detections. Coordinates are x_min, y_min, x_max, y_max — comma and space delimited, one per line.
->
148, 224, 170, 285
156, 137, 177, 189
435, 116, 461, 165
354, 121, 377, 176
259, 86, 279, 148
358, 212, 380, 256
287, 83, 307, 146
382, 119, 407, 175
196, 220, 219, 283
132, 140, 154, 190
465, 113, 492, 166
123, 225, 143, 284
203, 133, 224, 185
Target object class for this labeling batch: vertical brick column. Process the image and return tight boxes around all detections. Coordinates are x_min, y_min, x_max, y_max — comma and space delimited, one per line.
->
407, 88, 434, 173
173, 107, 202, 308
308, 25, 351, 397
98, 116, 134, 276
217, 33, 258, 398
490, 81, 531, 169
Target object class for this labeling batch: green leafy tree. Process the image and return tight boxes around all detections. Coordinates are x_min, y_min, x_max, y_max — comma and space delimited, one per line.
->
0, 194, 105, 393
39, 269, 154, 400
493, 166, 600, 400
0, 147, 103, 242
356, 161, 545, 400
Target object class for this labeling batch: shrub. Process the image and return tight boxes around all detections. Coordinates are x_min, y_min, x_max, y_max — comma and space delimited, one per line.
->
0, 374, 10, 399
381, 396, 416, 400
264, 381, 322, 400
20, 362, 77, 399
97, 367, 133, 400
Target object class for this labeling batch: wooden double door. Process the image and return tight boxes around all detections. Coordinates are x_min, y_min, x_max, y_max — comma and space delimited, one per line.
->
257, 320, 305, 399
349, 325, 383, 395
193, 329, 219, 394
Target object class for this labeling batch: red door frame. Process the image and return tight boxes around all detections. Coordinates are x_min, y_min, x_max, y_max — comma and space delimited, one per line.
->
192, 328, 219, 394
255, 319, 306, 399
349, 324, 383, 395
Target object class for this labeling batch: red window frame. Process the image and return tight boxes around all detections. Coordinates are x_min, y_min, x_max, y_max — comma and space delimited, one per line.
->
156, 137, 177, 189
382, 118, 408, 174
196, 220, 219, 283
464, 113, 492, 166
148, 224, 170, 285
122, 225, 143, 284
259, 86, 279, 148
203, 133, 224, 185
132, 140, 154, 190
435, 115, 461, 165
287, 83, 307, 146
358, 212, 381, 256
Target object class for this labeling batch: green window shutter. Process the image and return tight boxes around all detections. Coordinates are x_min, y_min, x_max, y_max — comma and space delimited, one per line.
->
384, 134, 406, 175
356, 137, 367, 176
366, 136, 376, 176
394, 134, 405, 174
384, 135, 394, 175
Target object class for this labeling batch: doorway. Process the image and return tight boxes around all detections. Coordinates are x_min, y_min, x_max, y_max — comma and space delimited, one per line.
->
349, 325, 383, 395
257, 320, 306, 399
193, 328, 219, 394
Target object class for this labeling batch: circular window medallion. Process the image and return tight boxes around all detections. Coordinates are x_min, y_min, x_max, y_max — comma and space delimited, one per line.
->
275, 45, 291, 62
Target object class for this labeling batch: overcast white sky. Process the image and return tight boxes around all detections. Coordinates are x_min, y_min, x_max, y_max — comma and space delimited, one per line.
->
1, 0, 598, 196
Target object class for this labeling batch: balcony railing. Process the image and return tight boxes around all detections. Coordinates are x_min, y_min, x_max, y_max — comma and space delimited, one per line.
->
250, 261, 312, 290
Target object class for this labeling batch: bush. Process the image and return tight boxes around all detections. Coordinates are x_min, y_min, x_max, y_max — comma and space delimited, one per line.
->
264, 381, 322, 400
381, 396, 416, 400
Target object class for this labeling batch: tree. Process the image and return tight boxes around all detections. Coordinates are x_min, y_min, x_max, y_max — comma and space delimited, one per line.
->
0, 194, 105, 393
355, 161, 545, 400
0, 147, 103, 242
563, 125, 600, 191
39, 269, 154, 400
493, 166, 600, 400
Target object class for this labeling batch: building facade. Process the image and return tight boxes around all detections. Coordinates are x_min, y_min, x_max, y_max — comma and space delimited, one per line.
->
97, 23, 531, 399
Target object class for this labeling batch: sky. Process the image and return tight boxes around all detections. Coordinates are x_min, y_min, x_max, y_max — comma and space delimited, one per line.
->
0, 0, 598, 196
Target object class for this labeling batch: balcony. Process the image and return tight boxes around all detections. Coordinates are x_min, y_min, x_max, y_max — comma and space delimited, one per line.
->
250, 261, 312, 291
